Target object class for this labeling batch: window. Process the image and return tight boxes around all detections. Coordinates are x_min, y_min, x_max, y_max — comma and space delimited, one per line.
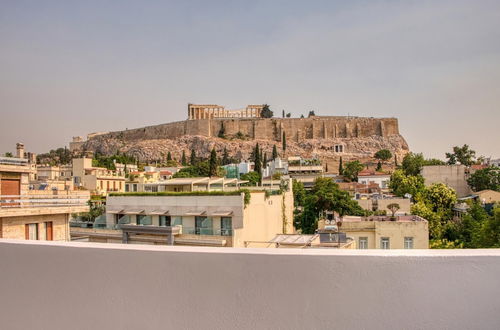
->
159, 216, 171, 227
45, 222, 53, 241
171, 216, 182, 226
136, 215, 152, 226
404, 237, 414, 249
25, 223, 38, 240
133, 184, 138, 192
380, 237, 390, 249
195, 216, 213, 235
220, 217, 232, 236
125, 184, 130, 192
359, 237, 368, 249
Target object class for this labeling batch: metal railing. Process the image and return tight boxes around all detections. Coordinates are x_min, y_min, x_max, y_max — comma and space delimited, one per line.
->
0, 195, 88, 208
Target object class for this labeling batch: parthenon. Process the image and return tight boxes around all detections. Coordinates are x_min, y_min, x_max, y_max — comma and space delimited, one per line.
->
188, 104, 263, 120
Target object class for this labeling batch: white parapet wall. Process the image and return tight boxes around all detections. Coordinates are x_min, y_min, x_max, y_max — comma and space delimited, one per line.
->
0, 240, 500, 330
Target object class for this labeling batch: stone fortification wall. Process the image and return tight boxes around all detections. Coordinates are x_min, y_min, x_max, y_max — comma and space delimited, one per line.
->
95, 116, 400, 143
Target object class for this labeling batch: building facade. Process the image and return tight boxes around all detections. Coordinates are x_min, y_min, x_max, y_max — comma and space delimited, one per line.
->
1, 151, 89, 241
320, 215, 429, 249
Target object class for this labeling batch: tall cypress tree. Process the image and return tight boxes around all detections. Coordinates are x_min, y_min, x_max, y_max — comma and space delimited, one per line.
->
181, 150, 187, 166
272, 145, 278, 160
282, 132, 287, 151
254, 143, 262, 178
167, 151, 172, 161
263, 152, 268, 168
222, 147, 229, 165
339, 156, 343, 175
209, 148, 218, 177
190, 149, 197, 166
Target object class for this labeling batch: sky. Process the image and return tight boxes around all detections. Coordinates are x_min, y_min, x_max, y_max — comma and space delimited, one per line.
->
0, 0, 499, 159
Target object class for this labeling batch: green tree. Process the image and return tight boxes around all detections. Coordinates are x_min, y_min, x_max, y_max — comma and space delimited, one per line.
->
424, 158, 446, 165
222, 147, 230, 165
376, 161, 382, 171
446, 144, 476, 166
389, 169, 425, 198
282, 109, 285, 118
261, 104, 273, 118
300, 114, 304, 118
424, 183, 457, 212
286, 113, 291, 118
374, 149, 392, 162
181, 150, 187, 166
167, 151, 172, 161
479, 207, 500, 248
295, 178, 364, 234
282, 132, 287, 151
4, 152, 13, 157
272, 145, 279, 160
342, 161, 364, 182
338, 156, 343, 175
253, 143, 262, 179
263, 152, 268, 168
308, 110, 316, 117
292, 180, 306, 207
190, 149, 197, 166
241, 171, 260, 186
387, 203, 400, 217
209, 148, 218, 177
401, 152, 425, 176
467, 167, 500, 192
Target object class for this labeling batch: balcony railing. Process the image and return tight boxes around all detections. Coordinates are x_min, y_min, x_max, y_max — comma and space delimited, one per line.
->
182, 226, 233, 236
0, 195, 88, 208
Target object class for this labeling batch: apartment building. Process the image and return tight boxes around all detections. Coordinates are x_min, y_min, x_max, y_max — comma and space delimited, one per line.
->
72, 158, 125, 195
1, 153, 89, 241
319, 215, 429, 249
72, 179, 294, 247
357, 169, 391, 192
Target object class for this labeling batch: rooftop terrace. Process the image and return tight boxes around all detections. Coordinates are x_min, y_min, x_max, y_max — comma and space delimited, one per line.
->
0, 240, 498, 329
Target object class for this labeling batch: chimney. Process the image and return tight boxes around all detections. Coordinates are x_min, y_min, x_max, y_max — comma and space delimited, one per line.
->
16, 143, 25, 159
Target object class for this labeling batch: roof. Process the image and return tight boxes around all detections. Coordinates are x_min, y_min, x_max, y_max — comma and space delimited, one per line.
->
471, 164, 488, 170
160, 170, 173, 175
358, 170, 389, 177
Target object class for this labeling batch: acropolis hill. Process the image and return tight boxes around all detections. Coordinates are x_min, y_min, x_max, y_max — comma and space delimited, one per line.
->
71, 104, 409, 166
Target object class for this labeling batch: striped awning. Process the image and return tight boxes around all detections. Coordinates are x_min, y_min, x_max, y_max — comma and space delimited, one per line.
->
107, 208, 124, 214
123, 209, 145, 215
149, 209, 170, 215
184, 211, 207, 216
210, 211, 233, 216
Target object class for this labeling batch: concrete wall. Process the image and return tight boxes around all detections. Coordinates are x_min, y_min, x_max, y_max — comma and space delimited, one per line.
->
0, 240, 499, 330
422, 165, 472, 197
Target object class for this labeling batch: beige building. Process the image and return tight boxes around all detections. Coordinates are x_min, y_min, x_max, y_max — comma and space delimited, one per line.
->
320, 215, 429, 249
72, 158, 125, 195
421, 165, 472, 197
188, 103, 263, 120
474, 190, 500, 204
1, 153, 89, 241
72, 181, 294, 247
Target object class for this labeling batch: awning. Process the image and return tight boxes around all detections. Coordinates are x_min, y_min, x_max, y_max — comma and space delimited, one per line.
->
123, 209, 145, 215
149, 209, 170, 215
107, 209, 124, 214
184, 211, 207, 216
210, 211, 233, 217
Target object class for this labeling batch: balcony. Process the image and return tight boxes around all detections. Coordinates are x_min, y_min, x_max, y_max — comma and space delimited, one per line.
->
0, 194, 89, 216
0, 240, 498, 329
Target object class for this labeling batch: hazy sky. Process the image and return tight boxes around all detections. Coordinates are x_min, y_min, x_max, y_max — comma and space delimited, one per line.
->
1, 0, 499, 159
